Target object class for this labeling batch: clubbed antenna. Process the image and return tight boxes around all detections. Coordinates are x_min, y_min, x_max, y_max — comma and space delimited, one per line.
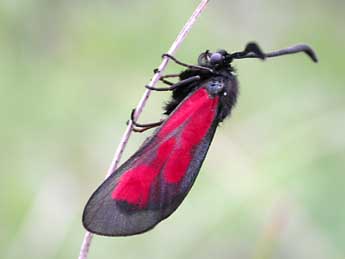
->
230, 42, 318, 63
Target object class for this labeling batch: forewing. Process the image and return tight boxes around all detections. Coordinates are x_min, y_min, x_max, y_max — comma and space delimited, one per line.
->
83, 87, 220, 236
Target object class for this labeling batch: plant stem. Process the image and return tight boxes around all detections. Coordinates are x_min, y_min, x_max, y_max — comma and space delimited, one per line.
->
78, 1, 211, 258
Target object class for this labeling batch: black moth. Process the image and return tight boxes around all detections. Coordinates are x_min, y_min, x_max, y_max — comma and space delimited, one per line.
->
83, 42, 318, 236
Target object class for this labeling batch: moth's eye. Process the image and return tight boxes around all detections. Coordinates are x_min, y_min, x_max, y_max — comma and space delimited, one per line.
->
210, 53, 223, 65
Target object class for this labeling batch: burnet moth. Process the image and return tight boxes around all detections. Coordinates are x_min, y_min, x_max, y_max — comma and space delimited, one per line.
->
83, 42, 318, 236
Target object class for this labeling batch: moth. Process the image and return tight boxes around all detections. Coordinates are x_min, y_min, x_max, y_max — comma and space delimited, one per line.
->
83, 42, 317, 236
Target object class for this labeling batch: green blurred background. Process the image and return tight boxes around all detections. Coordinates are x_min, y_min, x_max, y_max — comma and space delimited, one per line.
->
1, 0, 344, 258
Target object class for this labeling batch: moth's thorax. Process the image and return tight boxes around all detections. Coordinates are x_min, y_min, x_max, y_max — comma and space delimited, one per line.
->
203, 69, 238, 122
205, 69, 237, 96
206, 78, 225, 96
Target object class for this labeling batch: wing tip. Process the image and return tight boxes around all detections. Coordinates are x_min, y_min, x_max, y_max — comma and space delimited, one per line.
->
82, 204, 159, 237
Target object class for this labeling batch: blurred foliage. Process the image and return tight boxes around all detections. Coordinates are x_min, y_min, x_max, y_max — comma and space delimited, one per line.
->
1, 0, 344, 259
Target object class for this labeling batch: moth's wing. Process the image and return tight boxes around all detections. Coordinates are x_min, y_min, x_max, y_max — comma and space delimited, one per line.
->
83, 87, 220, 236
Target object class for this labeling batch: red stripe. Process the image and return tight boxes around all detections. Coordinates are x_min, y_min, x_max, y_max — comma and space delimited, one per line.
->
112, 88, 219, 207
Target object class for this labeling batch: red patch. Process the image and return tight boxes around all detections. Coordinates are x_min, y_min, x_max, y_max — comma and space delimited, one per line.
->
159, 88, 213, 137
163, 146, 191, 183
112, 88, 219, 207
163, 90, 217, 183
112, 138, 176, 208
111, 165, 156, 208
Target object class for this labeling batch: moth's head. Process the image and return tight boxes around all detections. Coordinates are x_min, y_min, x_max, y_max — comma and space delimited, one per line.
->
197, 45, 265, 69
197, 49, 232, 69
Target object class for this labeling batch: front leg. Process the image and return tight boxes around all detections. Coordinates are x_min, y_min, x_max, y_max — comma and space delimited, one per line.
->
145, 75, 201, 91
159, 73, 181, 86
162, 53, 214, 73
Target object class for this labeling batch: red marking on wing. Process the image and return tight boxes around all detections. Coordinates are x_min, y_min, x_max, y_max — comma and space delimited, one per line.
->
112, 88, 219, 208
159, 88, 212, 137
163, 93, 216, 183
112, 138, 176, 208
111, 165, 155, 207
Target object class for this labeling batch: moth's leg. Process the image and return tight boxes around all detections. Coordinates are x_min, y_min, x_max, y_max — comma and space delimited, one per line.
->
132, 125, 161, 133
160, 78, 174, 86
128, 109, 164, 133
150, 70, 180, 86
153, 69, 180, 79
152, 69, 183, 86
160, 73, 180, 79
162, 53, 214, 73
145, 75, 200, 91
159, 73, 181, 86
